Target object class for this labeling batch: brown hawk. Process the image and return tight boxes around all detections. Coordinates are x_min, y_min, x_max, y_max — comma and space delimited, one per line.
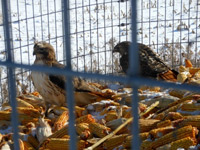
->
31, 41, 101, 108
113, 41, 178, 82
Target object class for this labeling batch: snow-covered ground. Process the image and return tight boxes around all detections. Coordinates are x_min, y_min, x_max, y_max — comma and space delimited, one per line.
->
0, 0, 199, 101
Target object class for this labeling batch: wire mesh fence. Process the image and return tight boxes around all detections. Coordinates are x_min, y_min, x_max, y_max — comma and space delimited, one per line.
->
0, 0, 200, 149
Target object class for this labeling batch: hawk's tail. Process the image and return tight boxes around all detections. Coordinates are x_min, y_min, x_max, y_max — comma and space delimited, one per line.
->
157, 70, 178, 82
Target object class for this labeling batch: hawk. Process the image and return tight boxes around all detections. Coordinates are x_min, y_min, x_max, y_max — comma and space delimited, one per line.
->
113, 41, 178, 82
31, 41, 100, 108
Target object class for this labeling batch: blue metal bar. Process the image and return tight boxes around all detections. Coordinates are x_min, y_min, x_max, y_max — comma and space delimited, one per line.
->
1, 0, 20, 150
62, 0, 77, 150
130, 0, 140, 149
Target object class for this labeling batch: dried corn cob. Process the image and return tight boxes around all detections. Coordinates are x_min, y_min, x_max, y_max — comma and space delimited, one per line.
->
53, 111, 69, 132
23, 141, 35, 150
76, 114, 96, 124
185, 59, 193, 68
19, 139, 24, 150
179, 103, 200, 112
140, 140, 153, 150
150, 125, 196, 149
149, 126, 175, 140
140, 132, 149, 141
76, 123, 91, 140
139, 119, 160, 133
41, 138, 86, 150
156, 120, 172, 128
189, 68, 200, 75
179, 117, 200, 128
103, 134, 128, 150
27, 135, 39, 149
170, 137, 196, 150
165, 112, 183, 120
169, 89, 186, 98
49, 125, 68, 138
52, 106, 68, 116
16, 98, 34, 108
89, 122, 111, 138
75, 106, 85, 117
17, 107, 41, 118
105, 111, 118, 122
0, 111, 10, 121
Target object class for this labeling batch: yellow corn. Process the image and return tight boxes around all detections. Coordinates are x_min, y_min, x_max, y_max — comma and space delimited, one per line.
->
157, 120, 172, 128
140, 140, 153, 150
52, 106, 68, 116
185, 59, 193, 68
0, 111, 10, 121
170, 137, 196, 150
16, 98, 34, 108
89, 122, 111, 138
150, 125, 196, 149
140, 132, 149, 141
41, 138, 86, 150
76, 114, 96, 124
105, 111, 118, 122
189, 67, 200, 75
17, 107, 41, 118
49, 125, 68, 138
23, 141, 35, 150
169, 89, 186, 98
103, 134, 128, 150
27, 135, 39, 149
76, 123, 91, 139
149, 126, 174, 140
166, 112, 183, 120
180, 103, 200, 112
19, 139, 24, 150
139, 119, 160, 133
75, 106, 85, 117
53, 111, 69, 132
179, 117, 200, 128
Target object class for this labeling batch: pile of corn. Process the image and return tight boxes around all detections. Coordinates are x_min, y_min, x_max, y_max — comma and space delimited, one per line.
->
0, 59, 200, 150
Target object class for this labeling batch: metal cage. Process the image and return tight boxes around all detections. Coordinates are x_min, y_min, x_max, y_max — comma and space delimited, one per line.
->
0, 0, 200, 149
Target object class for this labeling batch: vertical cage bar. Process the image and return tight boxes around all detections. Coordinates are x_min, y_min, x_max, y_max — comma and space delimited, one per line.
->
130, 1, 140, 150
62, 0, 77, 150
1, 0, 20, 150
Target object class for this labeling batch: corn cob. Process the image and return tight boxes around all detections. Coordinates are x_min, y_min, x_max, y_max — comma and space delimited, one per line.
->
140, 140, 153, 150
49, 125, 68, 138
75, 106, 85, 117
179, 117, 200, 128
103, 134, 128, 150
62, 135, 70, 139
140, 132, 149, 141
17, 107, 41, 118
23, 141, 35, 150
165, 112, 183, 120
76, 114, 96, 124
150, 125, 196, 149
170, 137, 196, 150
19, 139, 24, 150
185, 59, 193, 67
105, 111, 118, 122
16, 98, 34, 108
179, 103, 200, 112
149, 126, 175, 140
156, 120, 171, 128
52, 106, 68, 116
189, 67, 200, 75
76, 123, 91, 140
0, 111, 10, 121
169, 89, 186, 98
41, 138, 86, 150
139, 119, 160, 133
53, 111, 69, 132
27, 135, 39, 149
89, 122, 111, 138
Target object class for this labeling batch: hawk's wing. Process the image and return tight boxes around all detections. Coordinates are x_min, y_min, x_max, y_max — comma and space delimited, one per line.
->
49, 61, 101, 93
49, 61, 66, 90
